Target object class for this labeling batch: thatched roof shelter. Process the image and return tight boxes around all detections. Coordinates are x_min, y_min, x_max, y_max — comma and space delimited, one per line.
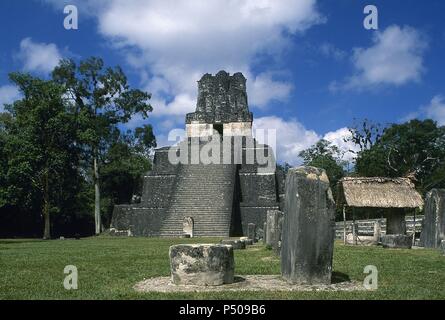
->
337, 177, 424, 209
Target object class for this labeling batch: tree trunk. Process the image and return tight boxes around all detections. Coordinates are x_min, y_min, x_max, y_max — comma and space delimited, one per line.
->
43, 171, 51, 240
94, 155, 101, 235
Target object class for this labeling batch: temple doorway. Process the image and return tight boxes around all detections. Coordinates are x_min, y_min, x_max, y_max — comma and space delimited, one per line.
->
214, 124, 223, 136
183, 217, 194, 237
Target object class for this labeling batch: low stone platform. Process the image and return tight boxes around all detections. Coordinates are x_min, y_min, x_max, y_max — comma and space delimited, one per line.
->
220, 239, 246, 250
381, 235, 412, 249
169, 244, 234, 286
134, 275, 365, 293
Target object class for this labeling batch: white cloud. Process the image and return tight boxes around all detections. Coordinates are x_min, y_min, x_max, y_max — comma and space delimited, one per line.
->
323, 127, 359, 161
253, 116, 359, 165
46, 0, 322, 116
400, 110, 421, 123
0, 85, 21, 112
320, 42, 346, 61
149, 93, 196, 118
249, 72, 293, 108
400, 95, 445, 126
400, 94, 445, 126
17, 38, 62, 74
424, 95, 445, 126
253, 116, 320, 165
331, 25, 427, 91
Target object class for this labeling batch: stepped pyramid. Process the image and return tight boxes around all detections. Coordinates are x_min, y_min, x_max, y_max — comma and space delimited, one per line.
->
111, 71, 284, 237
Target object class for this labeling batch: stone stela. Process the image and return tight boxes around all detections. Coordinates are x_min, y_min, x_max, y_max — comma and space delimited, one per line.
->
420, 189, 445, 249
281, 167, 336, 285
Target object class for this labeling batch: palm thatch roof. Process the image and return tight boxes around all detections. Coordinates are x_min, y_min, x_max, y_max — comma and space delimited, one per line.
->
337, 177, 424, 209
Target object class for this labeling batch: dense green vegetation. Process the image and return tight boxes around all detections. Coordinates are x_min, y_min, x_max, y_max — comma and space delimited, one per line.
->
0, 237, 444, 300
301, 119, 445, 191
0, 58, 155, 239
299, 139, 346, 189
352, 119, 445, 193
299, 119, 445, 220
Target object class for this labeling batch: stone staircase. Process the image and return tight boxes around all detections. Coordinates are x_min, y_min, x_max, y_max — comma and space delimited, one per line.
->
158, 163, 237, 237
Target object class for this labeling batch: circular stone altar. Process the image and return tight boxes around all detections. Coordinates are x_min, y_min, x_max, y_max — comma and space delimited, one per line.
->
169, 244, 234, 286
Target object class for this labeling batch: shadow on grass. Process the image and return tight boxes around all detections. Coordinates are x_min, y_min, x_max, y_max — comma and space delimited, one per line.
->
233, 273, 351, 285
0, 239, 47, 245
233, 276, 246, 283
331, 271, 351, 284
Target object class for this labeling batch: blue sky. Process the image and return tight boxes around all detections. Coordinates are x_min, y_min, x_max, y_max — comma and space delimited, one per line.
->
0, 0, 444, 164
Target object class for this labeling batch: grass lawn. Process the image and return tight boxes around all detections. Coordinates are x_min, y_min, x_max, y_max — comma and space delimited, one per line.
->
0, 237, 444, 300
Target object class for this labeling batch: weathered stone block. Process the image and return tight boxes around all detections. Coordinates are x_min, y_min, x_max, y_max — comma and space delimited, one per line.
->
281, 166, 336, 285
247, 223, 256, 242
386, 208, 407, 235
266, 210, 283, 253
169, 244, 234, 286
345, 233, 376, 246
256, 227, 264, 242
220, 239, 246, 250
108, 227, 131, 237
277, 214, 284, 252
263, 222, 267, 244
420, 189, 445, 248
381, 234, 412, 249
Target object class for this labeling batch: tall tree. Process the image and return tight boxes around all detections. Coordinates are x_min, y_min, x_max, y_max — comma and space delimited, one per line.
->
299, 139, 346, 188
299, 139, 347, 221
276, 162, 292, 174
100, 127, 156, 226
347, 118, 383, 152
0, 113, 13, 208
52, 57, 153, 234
353, 119, 445, 192
1, 73, 78, 239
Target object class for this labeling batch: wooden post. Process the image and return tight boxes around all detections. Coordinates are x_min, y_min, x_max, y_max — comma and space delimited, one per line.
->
412, 208, 417, 247
343, 206, 347, 245
373, 219, 381, 243
352, 208, 357, 245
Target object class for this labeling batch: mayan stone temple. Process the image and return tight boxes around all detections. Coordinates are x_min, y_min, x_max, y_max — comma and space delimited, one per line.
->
111, 71, 284, 237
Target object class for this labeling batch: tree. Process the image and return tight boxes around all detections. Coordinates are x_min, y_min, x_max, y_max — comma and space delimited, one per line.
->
353, 119, 445, 192
100, 127, 155, 226
0, 113, 12, 207
276, 162, 292, 174
52, 57, 153, 234
1, 73, 78, 239
299, 139, 346, 188
299, 139, 347, 221
347, 118, 383, 152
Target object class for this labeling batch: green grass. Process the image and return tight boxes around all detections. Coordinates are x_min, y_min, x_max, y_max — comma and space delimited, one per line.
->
0, 237, 444, 300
